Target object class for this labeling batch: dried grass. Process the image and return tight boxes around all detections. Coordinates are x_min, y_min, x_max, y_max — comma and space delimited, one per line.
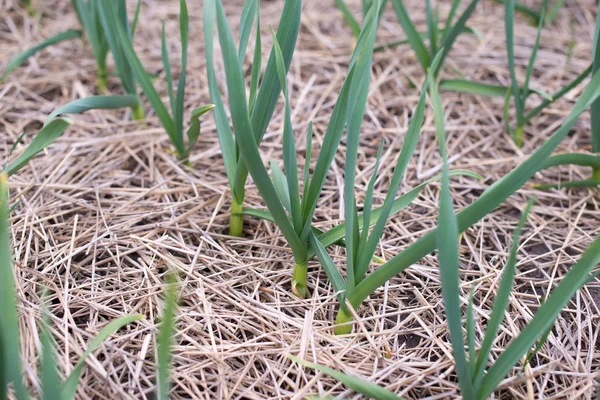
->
1, 0, 600, 398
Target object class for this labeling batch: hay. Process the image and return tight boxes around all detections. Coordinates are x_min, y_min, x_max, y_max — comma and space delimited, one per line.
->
1, 0, 599, 398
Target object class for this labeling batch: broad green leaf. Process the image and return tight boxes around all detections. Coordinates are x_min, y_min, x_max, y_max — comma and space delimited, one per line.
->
541, 153, 600, 170
60, 314, 143, 399
45, 95, 139, 124
289, 355, 404, 400
0, 173, 29, 399
6, 118, 72, 176
1, 29, 83, 83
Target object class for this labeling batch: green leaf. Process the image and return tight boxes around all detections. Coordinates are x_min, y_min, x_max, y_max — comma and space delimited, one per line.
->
355, 82, 429, 281
115, 12, 178, 153
473, 198, 535, 387
203, 0, 238, 188
271, 28, 303, 232
6, 118, 72, 176
244, 170, 482, 256
310, 233, 348, 297
173, 0, 190, 150
522, 0, 547, 102
156, 279, 178, 400
238, 0, 259, 62
270, 161, 292, 212
592, 6, 600, 154
41, 318, 61, 400
374, 26, 480, 52
45, 95, 140, 124
346, 66, 600, 321
161, 22, 176, 115
231, 0, 302, 203
97, 1, 138, 96
1, 29, 83, 83
479, 234, 600, 398
60, 314, 143, 399
335, 0, 362, 38
343, 0, 380, 288
0, 173, 30, 400
289, 355, 404, 400
439, 79, 510, 97
425, 0, 438, 55
435, 0, 479, 77
391, 0, 431, 71
214, 0, 305, 260
505, 0, 524, 127
185, 104, 215, 156
430, 66, 475, 399
248, 2, 262, 114
359, 140, 385, 254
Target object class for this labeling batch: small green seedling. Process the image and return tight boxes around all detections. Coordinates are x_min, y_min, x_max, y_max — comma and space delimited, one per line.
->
320, 56, 600, 335
3, 0, 145, 119
0, 173, 143, 399
204, 0, 302, 236
117, 0, 215, 162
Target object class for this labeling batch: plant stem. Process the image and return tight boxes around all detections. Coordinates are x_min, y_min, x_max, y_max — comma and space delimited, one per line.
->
229, 197, 244, 237
131, 103, 145, 121
515, 125, 524, 147
97, 66, 108, 94
292, 260, 308, 298
334, 306, 354, 335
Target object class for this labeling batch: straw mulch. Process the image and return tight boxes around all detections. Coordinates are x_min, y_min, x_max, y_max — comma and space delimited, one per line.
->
1, 0, 600, 398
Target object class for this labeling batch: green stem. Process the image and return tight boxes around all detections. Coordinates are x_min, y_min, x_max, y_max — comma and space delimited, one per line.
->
97, 66, 108, 94
515, 125, 524, 147
131, 103, 145, 121
292, 260, 308, 298
229, 197, 244, 237
334, 306, 354, 335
